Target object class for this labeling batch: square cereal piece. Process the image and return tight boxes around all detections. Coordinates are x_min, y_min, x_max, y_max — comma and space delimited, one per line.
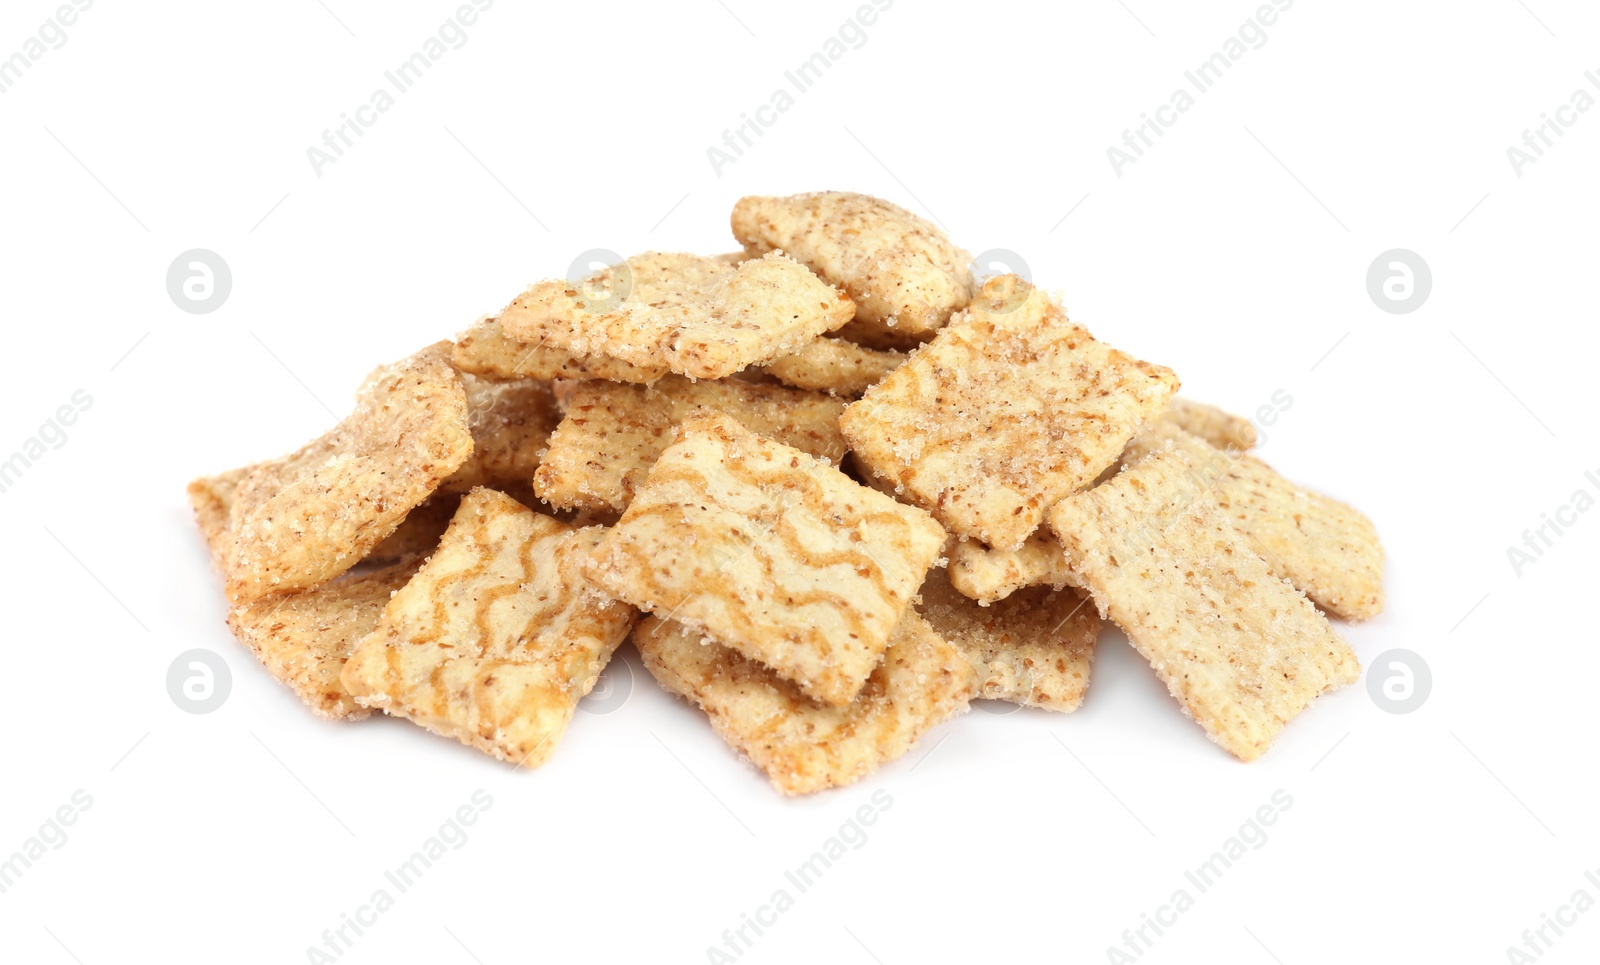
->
946, 530, 1076, 605
226, 557, 422, 720
917, 567, 1098, 711
340, 488, 638, 767
1048, 450, 1360, 761
1155, 398, 1258, 452
588, 411, 946, 707
635, 612, 972, 795
757, 337, 906, 396
452, 314, 666, 385
222, 342, 474, 604
842, 277, 1178, 552
497, 251, 854, 380
731, 191, 973, 342
1123, 423, 1384, 620
440, 373, 560, 491
533, 375, 848, 514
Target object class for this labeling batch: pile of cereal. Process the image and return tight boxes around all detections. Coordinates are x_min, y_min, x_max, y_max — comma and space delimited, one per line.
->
189, 191, 1383, 794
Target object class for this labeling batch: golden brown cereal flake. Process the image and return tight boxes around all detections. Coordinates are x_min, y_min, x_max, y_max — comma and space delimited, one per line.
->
842, 277, 1178, 552
634, 612, 973, 795
731, 191, 973, 341
341, 489, 638, 767
1048, 451, 1360, 761
497, 251, 854, 380
588, 412, 946, 707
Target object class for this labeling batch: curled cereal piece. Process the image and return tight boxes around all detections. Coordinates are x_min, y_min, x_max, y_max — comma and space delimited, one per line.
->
588, 411, 946, 707
497, 251, 854, 380
731, 191, 973, 343
635, 613, 972, 795
222, 343, 474, 604
341, 489, 638, 767
1048, 450, 1360, 761
842, 277, 1178, 552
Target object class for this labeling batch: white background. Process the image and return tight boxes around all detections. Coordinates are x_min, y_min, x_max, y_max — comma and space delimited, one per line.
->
1, 1, 1595, 962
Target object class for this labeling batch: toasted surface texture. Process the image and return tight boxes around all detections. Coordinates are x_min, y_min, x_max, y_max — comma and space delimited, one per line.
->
842, 277, 1179, 552
1048, 451, 1360, 761
589, 412, 946, 707
453, 315, 666, 384
1157, 398, 1258, 451
946, 530, 1077, 605
441, 374, 560, 491
340, 489, 638, 766
227, 557, 422, 720
916, 567, 1098, 711
635, 612, 972, 794
497, 251, 854, 380
1123, 423, 1385, 620
758, 337, 905, 396
188, 463, 259, 562
731, 192, 973, 341
533, 375, 849, 513
222, 343, 473, 603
